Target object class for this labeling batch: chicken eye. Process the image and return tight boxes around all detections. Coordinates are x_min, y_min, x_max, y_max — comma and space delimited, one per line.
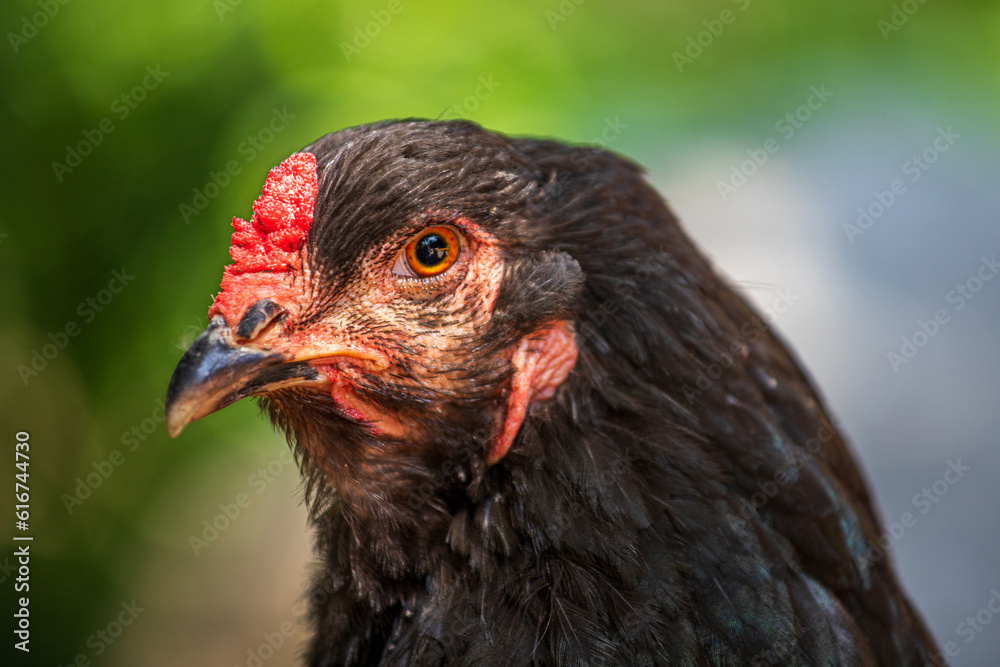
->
398, 226, 460, 278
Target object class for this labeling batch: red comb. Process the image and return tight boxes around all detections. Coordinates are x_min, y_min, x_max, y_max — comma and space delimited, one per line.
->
209, 152, 318, 322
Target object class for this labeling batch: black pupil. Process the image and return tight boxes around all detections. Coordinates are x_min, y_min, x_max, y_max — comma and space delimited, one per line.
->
414, 233, 450, 267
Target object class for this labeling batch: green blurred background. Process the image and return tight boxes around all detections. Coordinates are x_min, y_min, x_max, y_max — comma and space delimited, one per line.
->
2, 0, 999, 665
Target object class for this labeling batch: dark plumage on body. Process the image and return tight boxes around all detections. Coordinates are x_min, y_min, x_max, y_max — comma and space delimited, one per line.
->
166, 120, 939, 666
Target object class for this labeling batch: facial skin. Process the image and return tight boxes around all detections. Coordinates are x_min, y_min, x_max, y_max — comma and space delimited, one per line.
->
166, 148, 579, 489
243, 216, 507, 439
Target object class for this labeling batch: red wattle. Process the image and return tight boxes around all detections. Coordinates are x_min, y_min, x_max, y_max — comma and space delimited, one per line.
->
313, 363, 372, 424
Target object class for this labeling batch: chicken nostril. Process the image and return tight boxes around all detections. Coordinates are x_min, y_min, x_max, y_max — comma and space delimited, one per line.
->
235, 299, 285, 341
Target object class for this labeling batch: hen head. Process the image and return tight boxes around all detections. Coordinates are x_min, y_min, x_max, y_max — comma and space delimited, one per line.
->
164, 120, 616, 506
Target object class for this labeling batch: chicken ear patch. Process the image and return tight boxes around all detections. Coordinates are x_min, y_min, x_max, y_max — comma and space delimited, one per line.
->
488, 320, 578, 464
209, 152, 318, 325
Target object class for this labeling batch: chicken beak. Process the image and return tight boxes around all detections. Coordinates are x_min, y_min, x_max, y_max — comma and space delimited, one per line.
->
165, 316, 321, 438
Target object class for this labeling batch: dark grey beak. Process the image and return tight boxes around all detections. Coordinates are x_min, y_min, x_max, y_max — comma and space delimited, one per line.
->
165, 316, 318, 437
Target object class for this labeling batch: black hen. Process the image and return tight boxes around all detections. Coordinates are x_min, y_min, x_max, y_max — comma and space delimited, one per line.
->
166, 120, 939, 666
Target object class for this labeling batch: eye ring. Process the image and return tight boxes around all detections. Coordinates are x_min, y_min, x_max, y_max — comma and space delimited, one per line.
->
396, 226, 461, 278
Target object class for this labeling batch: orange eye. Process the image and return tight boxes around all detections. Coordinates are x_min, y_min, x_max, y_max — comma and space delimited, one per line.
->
401, 226, 460, 278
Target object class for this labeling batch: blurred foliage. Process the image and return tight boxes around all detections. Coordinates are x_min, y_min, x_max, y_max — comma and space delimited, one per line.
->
0, 0, 997, 663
